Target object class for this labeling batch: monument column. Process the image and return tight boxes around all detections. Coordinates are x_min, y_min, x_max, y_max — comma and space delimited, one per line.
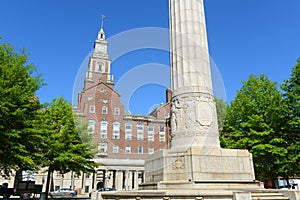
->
169, 0, 220, 148
142, 0, 256, 190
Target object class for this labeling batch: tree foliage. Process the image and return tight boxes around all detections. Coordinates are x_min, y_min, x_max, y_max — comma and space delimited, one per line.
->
215, 97, 227, 135
221, 74, 286, 181
39, 97, 98, 196
279, 59, 300, 178
0, 41, 44, 177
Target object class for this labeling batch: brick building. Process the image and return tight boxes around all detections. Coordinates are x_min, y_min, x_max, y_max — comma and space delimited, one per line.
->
73, 26, 171, 192
0, 25, 171, 195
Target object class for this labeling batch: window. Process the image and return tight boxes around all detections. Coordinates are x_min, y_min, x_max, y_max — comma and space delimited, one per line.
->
100, 120, 108, 139
113, 145, 119, 154
148, 147, 154, 154
85, 186, 89, 193
148, 124, 154, 142
102, 106, 108, 114
125, 146, 131, 154
137, 122, 144, 141
113, 121, 120, 139
114, 107, 120, 115
159, 125, 166, 142
125, 123, 132, 140
98, 63, 104, 72
89, 105, 95, 113
99, 88, 105, 92
88, 119, 95, 135
87, 96, 93, 101
99, 143, 107, 153
165, 112, 169, 118
138, 146, 143, 154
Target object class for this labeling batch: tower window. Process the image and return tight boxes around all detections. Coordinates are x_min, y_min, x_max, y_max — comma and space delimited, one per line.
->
102, 106, 108, 114
98, 63, 104, 72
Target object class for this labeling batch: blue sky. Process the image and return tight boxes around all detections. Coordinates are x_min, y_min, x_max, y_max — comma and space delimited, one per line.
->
1, 0, 300, 115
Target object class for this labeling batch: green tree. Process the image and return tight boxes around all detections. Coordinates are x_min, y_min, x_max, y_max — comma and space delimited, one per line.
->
0, 41, 44, 177
40, 97, 98, 198
215, 97, 227, 135
221, 74, 286, 183
280, 59, 300, 179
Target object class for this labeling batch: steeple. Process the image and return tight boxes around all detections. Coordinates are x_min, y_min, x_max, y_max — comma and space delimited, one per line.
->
84, 14, 113, 89
97, 15, 106, 40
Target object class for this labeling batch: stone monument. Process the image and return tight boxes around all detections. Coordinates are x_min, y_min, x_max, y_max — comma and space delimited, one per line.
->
141, 0, 258, 190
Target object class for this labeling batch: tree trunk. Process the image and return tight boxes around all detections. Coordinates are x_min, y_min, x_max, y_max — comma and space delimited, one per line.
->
13, 169, 22, 195
45, 168, 52, 200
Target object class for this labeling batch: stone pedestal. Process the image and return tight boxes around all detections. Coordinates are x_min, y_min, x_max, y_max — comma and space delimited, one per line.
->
141, 147, 258, 190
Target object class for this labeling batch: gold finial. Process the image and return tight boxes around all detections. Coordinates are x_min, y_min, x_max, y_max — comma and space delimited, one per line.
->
101, 14, 105, 29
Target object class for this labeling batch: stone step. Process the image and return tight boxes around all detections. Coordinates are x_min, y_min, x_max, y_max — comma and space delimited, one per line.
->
251, 192, 289, 200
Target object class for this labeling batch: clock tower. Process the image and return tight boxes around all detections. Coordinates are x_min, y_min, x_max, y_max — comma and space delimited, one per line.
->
84, 21, 113, 89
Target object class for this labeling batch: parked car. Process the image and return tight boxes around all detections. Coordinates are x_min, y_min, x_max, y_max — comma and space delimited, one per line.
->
97, 188, 116, 192
50, 188, 77, 197
89, 188, 116, 197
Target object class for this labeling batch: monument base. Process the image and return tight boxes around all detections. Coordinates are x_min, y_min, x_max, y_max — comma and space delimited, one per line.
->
142, 146, 257, 190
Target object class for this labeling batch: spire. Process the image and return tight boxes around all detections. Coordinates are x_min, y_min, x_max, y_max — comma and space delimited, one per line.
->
97, 14, 106, 40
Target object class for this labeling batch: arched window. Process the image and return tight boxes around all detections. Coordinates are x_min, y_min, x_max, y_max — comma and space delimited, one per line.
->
97, 62, 104, 72
100, 120, 108, 139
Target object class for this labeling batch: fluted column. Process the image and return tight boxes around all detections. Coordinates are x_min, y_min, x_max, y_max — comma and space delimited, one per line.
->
169, 0, 220, 148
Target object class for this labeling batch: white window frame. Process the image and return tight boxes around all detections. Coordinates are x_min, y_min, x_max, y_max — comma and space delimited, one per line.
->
113, 145, 119, 154
88, 119, 95, 135
98, 143, 107, 153
159, 125, 166, 142
89, 105, 95, 113
148, 124, 154, 142
137, 122, 144, 141
148, 147, 154, 154
113, 121, 120, 139
138, 146, 143, 154
125, 146, 131, 154
114, 107, 120, 115
125, 123, 132, 140
102, 106, 108, 114
100, 120, 108, 139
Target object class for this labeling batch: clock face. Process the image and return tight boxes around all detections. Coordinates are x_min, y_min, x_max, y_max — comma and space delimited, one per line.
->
98, 46, 104, 52
102, 99, 108, 104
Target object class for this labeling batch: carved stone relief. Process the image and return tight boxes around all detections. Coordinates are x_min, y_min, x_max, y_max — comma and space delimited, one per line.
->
171, 93, 216, 137
172, 157, 185, 170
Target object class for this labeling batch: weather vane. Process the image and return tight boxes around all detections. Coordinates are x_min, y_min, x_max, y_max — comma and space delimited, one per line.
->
101, 14, 105, 29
